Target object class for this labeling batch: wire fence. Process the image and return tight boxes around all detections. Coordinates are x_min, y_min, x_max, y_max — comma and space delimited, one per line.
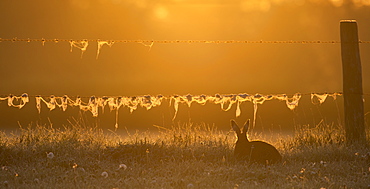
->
2, 38, 370, 44
1, 37, 370, 102
1, 37, 369, 129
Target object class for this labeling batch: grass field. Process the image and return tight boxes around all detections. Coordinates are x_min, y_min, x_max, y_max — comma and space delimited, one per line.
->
0, 119, 369, 189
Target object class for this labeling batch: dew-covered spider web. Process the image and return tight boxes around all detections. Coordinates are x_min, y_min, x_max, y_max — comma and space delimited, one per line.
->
69, 40, 89, 58
96, 40, 114, 59
0, 92, 342, 129
0, 93, 29, 109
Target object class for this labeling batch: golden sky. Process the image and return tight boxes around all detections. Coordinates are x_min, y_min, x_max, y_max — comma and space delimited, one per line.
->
0, 0, 369, 129
1, 0, 370, 96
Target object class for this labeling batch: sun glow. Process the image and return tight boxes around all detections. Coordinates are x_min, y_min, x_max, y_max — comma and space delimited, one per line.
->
154, 5, 169, 20
240, 0, 271, 12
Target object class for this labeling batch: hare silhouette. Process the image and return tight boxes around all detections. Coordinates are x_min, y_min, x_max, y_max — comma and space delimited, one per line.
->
231, 119, 282, 164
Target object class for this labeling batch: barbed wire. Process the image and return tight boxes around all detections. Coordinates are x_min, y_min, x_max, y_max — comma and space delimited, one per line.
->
0, 92, 367, 127
1, 38, 370, 44
7, 92, 370, 99
0, 92, 342, 114
0, 92, 328, 99
3, 92, 370, 99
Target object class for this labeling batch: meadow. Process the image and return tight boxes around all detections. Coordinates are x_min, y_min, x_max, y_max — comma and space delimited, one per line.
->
0, 118, 369, 189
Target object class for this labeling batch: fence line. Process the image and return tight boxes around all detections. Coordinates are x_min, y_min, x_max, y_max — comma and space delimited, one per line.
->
1, 20, 368, 142
0, 37, 369, 132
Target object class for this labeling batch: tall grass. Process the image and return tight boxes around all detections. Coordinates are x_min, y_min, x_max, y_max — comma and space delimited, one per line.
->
0, 119, 369, 188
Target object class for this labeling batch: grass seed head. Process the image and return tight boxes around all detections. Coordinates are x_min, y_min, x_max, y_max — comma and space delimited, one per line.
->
72, 163, 78, 169
47, 152, 54, 159
101, 171, 108, 178
187, 183, 194, 188
79, 167, 86, 173
118, 164, 127, 170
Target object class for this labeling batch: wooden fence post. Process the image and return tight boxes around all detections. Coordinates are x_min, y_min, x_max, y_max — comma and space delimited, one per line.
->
340, 20, 366, 143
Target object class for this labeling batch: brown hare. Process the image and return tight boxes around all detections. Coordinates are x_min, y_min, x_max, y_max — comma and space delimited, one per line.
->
231, 119, 282, 164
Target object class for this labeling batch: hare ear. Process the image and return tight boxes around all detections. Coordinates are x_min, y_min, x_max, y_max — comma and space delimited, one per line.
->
242, 119, 250, 134
231, 120, 241, 134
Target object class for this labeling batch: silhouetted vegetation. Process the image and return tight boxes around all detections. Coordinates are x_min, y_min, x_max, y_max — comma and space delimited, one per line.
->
0, 119, 369, 188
